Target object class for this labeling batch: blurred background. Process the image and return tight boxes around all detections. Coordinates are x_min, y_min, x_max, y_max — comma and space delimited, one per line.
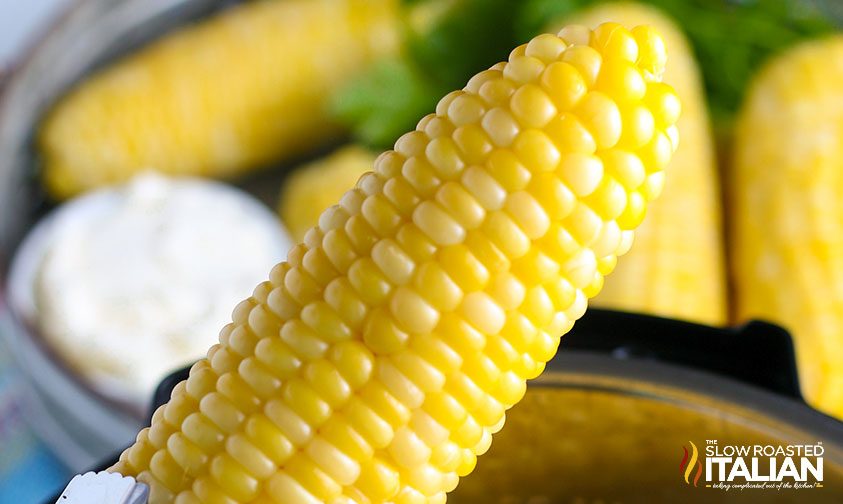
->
2, 0, 843, 502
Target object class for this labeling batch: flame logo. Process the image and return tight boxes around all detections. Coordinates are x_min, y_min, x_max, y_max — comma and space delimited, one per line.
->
679, 441, 703, 487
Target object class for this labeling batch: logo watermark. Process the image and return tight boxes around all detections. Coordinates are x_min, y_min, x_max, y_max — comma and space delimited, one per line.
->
680, 440, 824, 491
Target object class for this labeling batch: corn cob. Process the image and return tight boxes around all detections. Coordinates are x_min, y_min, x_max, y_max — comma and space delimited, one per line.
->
111, 24, 679, 503
732, 36, 843, 418
38, 0, 400, 199
549, 2, 725, 325
280, 147, 378, 242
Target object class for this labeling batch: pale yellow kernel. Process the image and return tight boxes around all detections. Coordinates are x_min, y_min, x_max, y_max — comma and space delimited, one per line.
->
561, 45, 602, 87
281, 320, 328, 360
591, 220, 622, 257
481, 107, 520, 148
413, 201, 466, 246
248, 305, 283, 341
394, 131, 429, 158
412, 335, 462, 374
586, 176, 627, 220
424, 393, 468, 431
393, 486, 428, 504
486, 149, 530, 191
226, 434, 275, 480
447, 93, 486, 126
345, 398, 394, 449
531, 171, 576, 221
371, 239, 415, 286
540, 61, 588, 111
390, 286, 440, 334
150, 450, 188, 492
640, 131, 673, 172
473, 428, 494, 456
199, 392, 245, 434
597, 254, 617, 276
482, 211, 531, 259
505, 190, 551, 239
460, 291, 506, 334
597, 58, 646, 103
564, 290, 588, 321
339, 188, 366, 216
284, 266, 321, 306
306, 437, 361, 486
485, 334, 519, 371
426, 137, 465, 181
564, 248, 598, 289
164, 385, 196, 426
435, 181, 485, 230
618, 230, 635, 256
317, 206, 348, 236
392, 351, 445, 393
208, 345, 239, 376
174, 491, 201, 504
127, 431, 156, 471
575, 91, 622, 149
435, 91, 462, 117
320, 416, 374, 462
464, 69, 501, 94
617, 190, 647, 229
558, 153, 603, 197
389, 427, 432, 469
217, 372, 260, 414
583, 271, 604, 298
255, 336, 301, 379
284, 379, 332, 427
456, 449, 477, 477
525, 33, 567, 62
460, 165, 506, 211
465, 231, 511, 275
378, 359, 426, 409
645, 82, 682, 128
301, 301, 352, 343
329, 340, 375, 390
521, 285, 555, 327
438, 244, 490, 291
564, 204, 603, 246
557, 24, 591, 46
642, 171, 666, 200
451, 414, 483, 448
239, 357, 282, 400
374, 150, 404, 179
355, 459, 400, 501
500, 313, 538, 353
266, 286, 301, 321
410, 409, 450, 446
414, 262, 463, 311
511, 84, 558, 129
304, 360, 351, 407
632, 25, 667, 79
357, 172, 384, 196
192, 476, 237, 504
603, 149, 645, 190
423, 116, 455, 139
245, 414, 295, 465
348, 257, 393, 306
545, 114, 597, 154
360, 381, 411, 428
514, 129, 561, 173
430, 441, 462, 473
438, 315, 486, 357
288, 245, 307, 268
407, 464, 445, 496
267, 472, 321, 504
361, 194, 402, 237
513, 248, 560, 285
666, 124, 680, 152
167, 433, 207, 477
478, 78, 517, 106
591, 23, 638, 63
402, 156, 441, 198
504, 55, 545, 84
181, 412, 224, 454
265, 399, 313, 447
345, 213, 379, 256
488, 272, 526, 311
383, 176, 421, 217
396, 222, 436, 263
452, 124, 493, 165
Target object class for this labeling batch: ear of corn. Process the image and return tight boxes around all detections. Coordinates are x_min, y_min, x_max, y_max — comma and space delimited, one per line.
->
110, 24, 679, 503
732, 36, 843, 418
548, 2, 725, 325
280, 147, 378, 243
38, 0, 400, 199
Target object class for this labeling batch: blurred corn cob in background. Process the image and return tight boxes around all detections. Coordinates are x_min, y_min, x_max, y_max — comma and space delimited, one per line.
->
547, 2, 725, 325
38, 0, 400, 199
109, 24, 680, 503
732, 36, 843, 418
280, 146, 377, 243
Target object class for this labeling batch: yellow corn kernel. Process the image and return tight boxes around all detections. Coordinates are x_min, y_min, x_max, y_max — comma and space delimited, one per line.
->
39, 0, 398, 199
553, 2, 725, 325
731, 36, 843, 418
113, 23, 679, 503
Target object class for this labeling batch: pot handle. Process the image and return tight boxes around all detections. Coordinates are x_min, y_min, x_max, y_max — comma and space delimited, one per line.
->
559, 309, 803, 401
